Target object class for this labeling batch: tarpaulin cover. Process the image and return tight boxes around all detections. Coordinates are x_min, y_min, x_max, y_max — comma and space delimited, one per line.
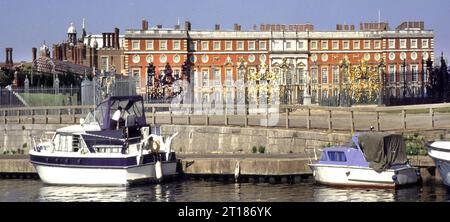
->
357, 133, 408, 172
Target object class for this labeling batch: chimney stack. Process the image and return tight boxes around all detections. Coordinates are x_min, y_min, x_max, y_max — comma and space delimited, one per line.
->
215, 24, 220, 31
234, 24, 240, 31
5, 48, 9, 64
142, 19, 149, 31
5, 48, 13, 65
111, 33, 116, 48
115, 28, 120, 49
102, 33, 106, 48
185, 21, 191, 31
32, 48, 37, 62
107, 33, 111, 48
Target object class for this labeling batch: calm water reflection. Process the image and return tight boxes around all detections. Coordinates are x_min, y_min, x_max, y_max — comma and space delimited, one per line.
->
0, 179, 449, 202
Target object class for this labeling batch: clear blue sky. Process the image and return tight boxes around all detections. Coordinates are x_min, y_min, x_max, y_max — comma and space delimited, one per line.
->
0, 0, 449, 62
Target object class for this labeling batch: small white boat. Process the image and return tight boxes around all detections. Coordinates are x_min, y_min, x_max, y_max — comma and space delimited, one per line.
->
427, 141, 450, 186
29, 96, 179, 186
308, 133, 420, 188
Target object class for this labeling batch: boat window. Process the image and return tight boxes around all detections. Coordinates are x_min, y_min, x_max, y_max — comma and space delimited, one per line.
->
93, 102, 107, 126
53, 134, 72, 152
319, 152, 328, 161
84, 112, 96, 124
327, 151, 347, 162
110, 100, 144, 121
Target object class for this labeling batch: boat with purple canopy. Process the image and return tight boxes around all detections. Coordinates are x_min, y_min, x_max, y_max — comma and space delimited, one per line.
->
308, 132, 421, 188
29, 95, 179, 186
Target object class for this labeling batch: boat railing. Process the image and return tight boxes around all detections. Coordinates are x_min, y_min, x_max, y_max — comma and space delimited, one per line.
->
31, 132, 55, 152
304, 147, 323, 164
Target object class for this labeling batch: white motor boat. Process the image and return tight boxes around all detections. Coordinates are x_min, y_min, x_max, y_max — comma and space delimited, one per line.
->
29, 96, 179, 186
427, 141, 450, 186
308, 133, 421, 188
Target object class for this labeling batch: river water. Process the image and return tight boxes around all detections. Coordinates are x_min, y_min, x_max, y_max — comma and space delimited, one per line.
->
0, 179, 449, 202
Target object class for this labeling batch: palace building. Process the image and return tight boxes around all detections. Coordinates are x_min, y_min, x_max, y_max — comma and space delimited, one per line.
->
124, 19, 434, 105
51, 19, 126, 75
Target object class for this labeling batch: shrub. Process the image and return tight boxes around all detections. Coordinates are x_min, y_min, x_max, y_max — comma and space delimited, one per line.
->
405, 134, 427, 156
252, 146, 257, 154
258, 145, 266, 154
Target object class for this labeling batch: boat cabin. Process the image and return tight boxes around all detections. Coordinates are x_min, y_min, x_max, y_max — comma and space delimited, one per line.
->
93, 95, 147, 130
316, 133, 409, 171
40, 96, 149, 154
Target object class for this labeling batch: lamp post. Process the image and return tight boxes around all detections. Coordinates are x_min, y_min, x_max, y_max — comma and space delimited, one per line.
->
402, 60, 407, 98
147, 62, 155, 101
378, 59, 386, 106
303, 70, 312, 105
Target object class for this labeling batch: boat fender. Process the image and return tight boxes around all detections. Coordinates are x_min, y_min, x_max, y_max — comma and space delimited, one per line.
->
155, 161, 163, 180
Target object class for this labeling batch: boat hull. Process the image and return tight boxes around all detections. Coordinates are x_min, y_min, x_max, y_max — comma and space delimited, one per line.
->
433, 159, 450, 186
32, 161, 178, 186
428, 142, 450, 187
310, 164, 419, 188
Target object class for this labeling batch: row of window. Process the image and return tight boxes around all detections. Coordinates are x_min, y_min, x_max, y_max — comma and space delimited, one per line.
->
310, 39, 430, 50
132, 40, 182, 51
131, 40, 268, 51
132, 39, 431, 51
191, 40, 267, 51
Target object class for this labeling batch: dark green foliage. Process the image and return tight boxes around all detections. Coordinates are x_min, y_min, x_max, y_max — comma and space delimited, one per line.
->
258, 145, 266, 154
405, 134, 427, 156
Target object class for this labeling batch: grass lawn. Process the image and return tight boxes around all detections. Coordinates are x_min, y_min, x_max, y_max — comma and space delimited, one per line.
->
19, 93, 78, 107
